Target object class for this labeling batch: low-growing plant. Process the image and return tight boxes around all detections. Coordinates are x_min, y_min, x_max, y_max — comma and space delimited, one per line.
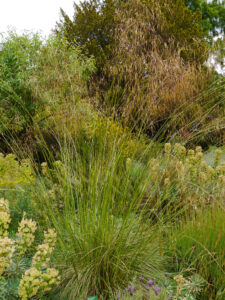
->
114, 272, 205, 299
126, 143, 225, 221
0, 198, 60, 299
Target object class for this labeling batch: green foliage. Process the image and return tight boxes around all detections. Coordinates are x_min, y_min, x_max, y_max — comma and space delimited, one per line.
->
56, 0, 119, 69
160, 0, 208, 63
0, 153, 34, 187
0, 8, 224, 300
169, 207, 225, 299
30, 34, 95, 107
27, 34, 95, 135
185, 0, 225, 37
115, 273, 205, 299
0, 152, 37, 234
0, 31, 42, 132
30, 126, 225, 298
0, 32, 96, 158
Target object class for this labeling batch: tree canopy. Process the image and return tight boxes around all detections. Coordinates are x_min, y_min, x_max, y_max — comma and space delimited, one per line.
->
185, 0, 225, 37
56, 0, 209, 71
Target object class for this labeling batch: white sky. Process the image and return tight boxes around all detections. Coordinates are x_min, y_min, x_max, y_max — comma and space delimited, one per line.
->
0, 0, 79, 38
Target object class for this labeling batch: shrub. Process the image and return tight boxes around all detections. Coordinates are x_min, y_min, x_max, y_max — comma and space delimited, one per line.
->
0, 153, 34, 188
56, 0, 119, 70
0, 31, 42, 133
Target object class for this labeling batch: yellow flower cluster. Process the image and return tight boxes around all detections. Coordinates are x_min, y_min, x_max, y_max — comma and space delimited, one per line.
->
0, 198, 14, 275
0, 198, 11, 237
32, 229, 57, 270
18, 267, 60, 300
163, 143, 225, 184
0, 153, 34, 187
18, 226, 59, 299
16, 215, 37, 257
18, 267, 42, 299
41, 162, 48, 176
19, 229, 59, 300
0, 199, 60, 299
41, 268, 60, 294
0, 237, 15, 275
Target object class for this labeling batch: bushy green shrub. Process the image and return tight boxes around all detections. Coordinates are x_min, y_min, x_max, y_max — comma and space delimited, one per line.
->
0, 153, 34, 188
0, 31, 42, 133
0, 32, 96, 158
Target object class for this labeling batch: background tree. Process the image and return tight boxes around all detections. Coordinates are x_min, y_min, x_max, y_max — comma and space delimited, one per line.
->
0, 31, 42, 133
56, 0, 120, 70
185, 0, 225, 37
56, 0, 209, 72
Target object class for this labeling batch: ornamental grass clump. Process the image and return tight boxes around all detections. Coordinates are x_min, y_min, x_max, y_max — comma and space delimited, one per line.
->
32, 136, 166, 299
169, 207, 225, 299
